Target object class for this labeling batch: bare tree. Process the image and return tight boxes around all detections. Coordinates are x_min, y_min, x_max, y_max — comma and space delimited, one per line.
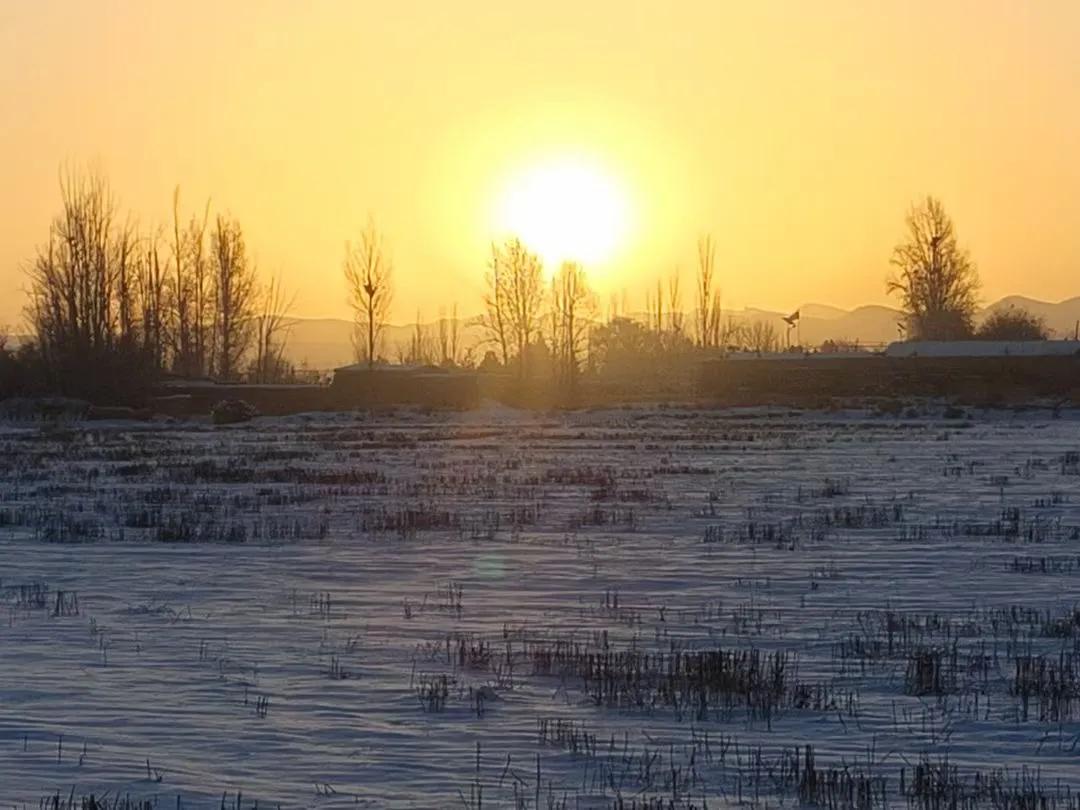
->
647, 270, 687, 348
606, 293, 621, 324
550, 262, 595, 390
500, 238, 545, 378
23, 167, 285, 397
646, 279, 664, 335
251, 275, 295, 382
667, 271, 684, 338
719, 315, 744, 352
169, 188, 213, 377
114, 219, 139, 346
23, 167, 167, 400
482, 238, 544, 376
401, 309, 436, 365
743, 320, 780, 354
170, 188, 192, 373
695, 235, 722, 348
448, 303, 461, 366
437, 303, 462, 366
189, 202, 212, 376
26, 169, 118, 360
437, 307, 450, 365
344, 218, 393, 368
887, 196, 979, 340
480, 243, 510, 366
211, 214, 257, 380
136, 232, 170, 369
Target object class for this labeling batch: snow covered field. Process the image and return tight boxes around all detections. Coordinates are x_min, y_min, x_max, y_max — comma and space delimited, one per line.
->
3, 406, 1080, 808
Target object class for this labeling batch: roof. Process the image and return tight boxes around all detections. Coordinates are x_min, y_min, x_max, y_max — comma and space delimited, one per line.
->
884, 340, 1080, 358
335, 362, 435, 373
726, 350, 877, 361
332, 363, 474, 377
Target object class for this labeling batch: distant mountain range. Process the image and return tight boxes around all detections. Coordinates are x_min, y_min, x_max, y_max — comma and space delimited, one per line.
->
6, 296, 1078, 371
282, 296, 1080, 370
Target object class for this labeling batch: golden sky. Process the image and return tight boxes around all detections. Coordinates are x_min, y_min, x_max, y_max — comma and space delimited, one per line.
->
1, 0, 1078, 325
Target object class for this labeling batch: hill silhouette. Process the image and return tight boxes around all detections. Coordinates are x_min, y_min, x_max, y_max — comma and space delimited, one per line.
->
280, 296, 1080, 369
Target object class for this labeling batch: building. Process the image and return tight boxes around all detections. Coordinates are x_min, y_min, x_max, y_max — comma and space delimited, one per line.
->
700, 341, 1080, 405
330, 364, 481, 409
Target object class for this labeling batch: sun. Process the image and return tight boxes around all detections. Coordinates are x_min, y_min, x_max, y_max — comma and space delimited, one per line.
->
493, 156, 631, 269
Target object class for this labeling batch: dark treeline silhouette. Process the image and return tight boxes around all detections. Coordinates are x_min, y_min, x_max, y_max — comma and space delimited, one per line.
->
337, 228, 781, 401
1, 173, 1061, 407
467, 231, 789, 400
5, 168, 296, 403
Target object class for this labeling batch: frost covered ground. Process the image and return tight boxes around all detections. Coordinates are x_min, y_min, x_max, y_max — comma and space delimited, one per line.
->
3, 406, 1080, 808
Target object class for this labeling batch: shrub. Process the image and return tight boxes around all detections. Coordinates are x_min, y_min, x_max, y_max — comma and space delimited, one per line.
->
211, 399, 260, 425
1, 338, 156, 405
976, 307, 1049, 341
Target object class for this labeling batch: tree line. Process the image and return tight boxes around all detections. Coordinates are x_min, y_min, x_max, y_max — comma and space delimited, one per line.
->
6, 168, 295, 402
2, 168, 1054, 405
344, 194, 1049, 388
346, 227, 786, 391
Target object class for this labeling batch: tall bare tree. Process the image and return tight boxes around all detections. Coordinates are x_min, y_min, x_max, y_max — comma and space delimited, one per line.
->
26, 169, 118, 361
606, 294, 621, 324
170, 188, 213, 377
647, 271, 685, 340
251, 275, 295, 382
695, 235, 722, 348
211, 214, 257, 380
114, 219, 139, 346
887, 196, 979, 340
437, 303, 461, 366
171, 188, 191, 372
667, 271, 685, 338
22, 166, 288, 396
136, 232, 170, 370
401, 309, 436, 365
24, 167, 166, 400
344, 218, 394, 368
550, 262, 595, 390
189, 202, 212, 376
497, 238, 545, 378
646, 279, 664, 335
481, 243, 511, 366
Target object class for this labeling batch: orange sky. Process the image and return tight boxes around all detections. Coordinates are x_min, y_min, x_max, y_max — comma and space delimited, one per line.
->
1, 0, 1078, 326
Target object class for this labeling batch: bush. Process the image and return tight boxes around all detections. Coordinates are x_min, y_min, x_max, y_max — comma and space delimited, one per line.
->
211, 399, 260, 425
820, 338, 866, 354
976, 307, 1049, 341
907, 309, 974, 341
1, 338, 157, 405
589, 317, 696, 378
0, 340, 42, 399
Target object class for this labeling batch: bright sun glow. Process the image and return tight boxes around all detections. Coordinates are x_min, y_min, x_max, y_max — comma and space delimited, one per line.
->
494, 157, 631, 270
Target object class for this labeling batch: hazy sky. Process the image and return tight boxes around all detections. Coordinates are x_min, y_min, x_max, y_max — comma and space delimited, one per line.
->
2, 1, 1078, 325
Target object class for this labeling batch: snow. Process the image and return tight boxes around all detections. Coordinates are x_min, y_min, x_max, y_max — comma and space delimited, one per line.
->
2, 406, 1080, 807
